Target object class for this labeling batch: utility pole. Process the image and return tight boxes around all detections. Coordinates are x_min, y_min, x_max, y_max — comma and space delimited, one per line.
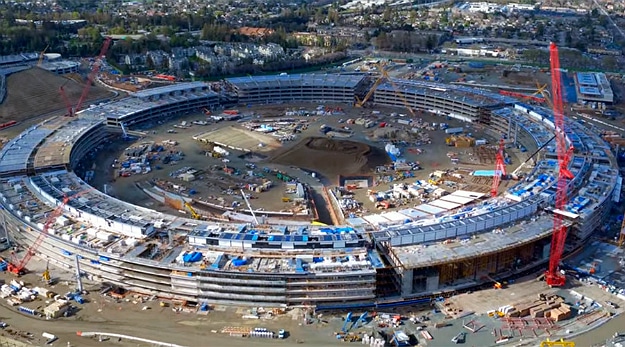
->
75, 254, 83, 292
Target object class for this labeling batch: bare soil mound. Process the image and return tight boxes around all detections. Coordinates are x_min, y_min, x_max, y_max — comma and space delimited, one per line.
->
0, 68, 114, 122
270, 136, 390, 181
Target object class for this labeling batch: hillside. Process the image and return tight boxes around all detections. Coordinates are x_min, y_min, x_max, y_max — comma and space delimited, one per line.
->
0, 68, 114, 123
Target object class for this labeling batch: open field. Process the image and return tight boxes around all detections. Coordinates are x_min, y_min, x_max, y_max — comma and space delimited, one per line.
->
0, 68, 114, 123
195, 125, 283, 153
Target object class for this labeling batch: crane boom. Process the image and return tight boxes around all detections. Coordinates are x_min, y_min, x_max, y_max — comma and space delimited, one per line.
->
184, 202, 201, 220
357, 75, 385, 107
356, 63, 417, 118
384, 75, 416, 117
59, 85, 74, 117
38, 45, 49, 67
7, 189, 93, 276
75, 37, 112, 114
511, 135, 556, 177
240, 189, 259, 225
545, 43, 574, 287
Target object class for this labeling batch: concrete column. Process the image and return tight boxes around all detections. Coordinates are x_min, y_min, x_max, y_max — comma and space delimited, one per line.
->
426, 274, 440, 292
401, 269, 413, 296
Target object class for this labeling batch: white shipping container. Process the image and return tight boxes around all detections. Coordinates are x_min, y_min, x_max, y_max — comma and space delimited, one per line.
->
96, 231, 113, 242
445, 127, 464, 134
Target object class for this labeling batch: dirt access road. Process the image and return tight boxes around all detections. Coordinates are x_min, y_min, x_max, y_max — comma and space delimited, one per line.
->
0, 298, 335, 347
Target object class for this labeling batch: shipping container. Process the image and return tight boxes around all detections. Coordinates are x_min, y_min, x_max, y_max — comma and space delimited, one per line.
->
445, 127, 464, 134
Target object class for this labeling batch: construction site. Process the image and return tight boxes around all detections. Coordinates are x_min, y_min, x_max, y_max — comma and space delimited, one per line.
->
0, 41, 624, 347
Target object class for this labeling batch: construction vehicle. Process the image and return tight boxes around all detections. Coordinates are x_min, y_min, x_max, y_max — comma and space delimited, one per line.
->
184, 202, 201, 220
540, 338, 575, 347
428, 178, 441, 185
7, 190, 92, 276
341, 333, 361, 342
482, 275, 503, 289
544, 43, 575, 288
375, 201, 391, 210
42, 259, 52, 285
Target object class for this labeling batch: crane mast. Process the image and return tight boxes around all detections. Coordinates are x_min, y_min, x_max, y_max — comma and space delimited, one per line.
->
545, 43, 575, 287
490, 138, 507, 197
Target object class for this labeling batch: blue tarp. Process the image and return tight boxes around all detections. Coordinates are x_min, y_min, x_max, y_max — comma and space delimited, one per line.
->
231, 258, 247, 267
182, 252, 202, 263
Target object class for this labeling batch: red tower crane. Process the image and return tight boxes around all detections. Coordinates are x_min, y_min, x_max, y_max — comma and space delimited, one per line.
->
545, 43, 575, 287
491, 138, 507, 197
61, 37, 112, 117
59, 84, 73, 117
7, 189, 92, 276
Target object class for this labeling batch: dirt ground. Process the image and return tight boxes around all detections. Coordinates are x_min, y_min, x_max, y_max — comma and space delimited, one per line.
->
83, 103, 528, 224
398, 62, 552, 90
86, 105, 514, 223
1, 257, 622, 347
0, 68, 115, 123
270, 136, 391, 180
0, 257, 361, 347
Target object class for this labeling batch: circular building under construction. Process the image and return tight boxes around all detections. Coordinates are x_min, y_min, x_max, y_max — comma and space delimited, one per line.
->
0, 72, 618, 310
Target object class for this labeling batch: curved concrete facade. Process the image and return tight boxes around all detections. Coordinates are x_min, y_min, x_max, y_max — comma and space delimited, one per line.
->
0, 74, 617, 309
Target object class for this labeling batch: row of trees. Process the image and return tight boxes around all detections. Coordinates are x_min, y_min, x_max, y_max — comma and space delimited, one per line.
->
192, 51, 347, 79
375, 31, 442, 53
